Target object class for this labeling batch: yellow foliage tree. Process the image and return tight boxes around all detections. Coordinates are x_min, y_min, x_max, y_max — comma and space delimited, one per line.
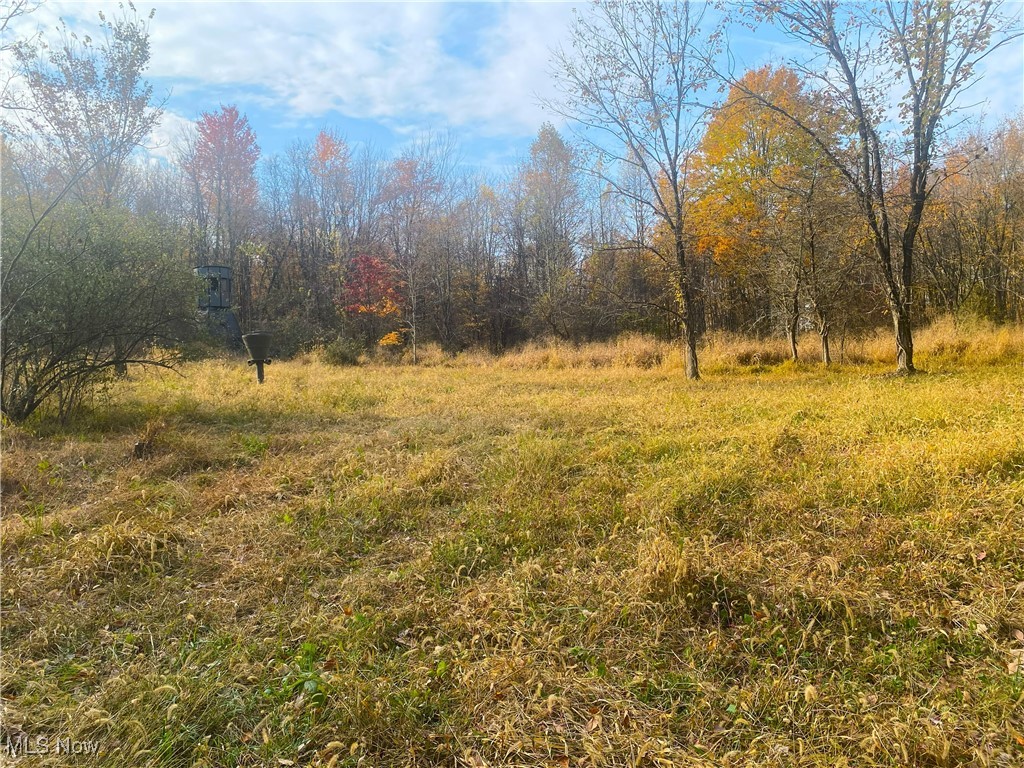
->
686, 65, 861, 362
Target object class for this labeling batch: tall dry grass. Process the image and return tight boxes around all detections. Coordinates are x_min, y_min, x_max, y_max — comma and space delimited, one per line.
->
3, 350, 1023, 767
397, 316, 1024, 372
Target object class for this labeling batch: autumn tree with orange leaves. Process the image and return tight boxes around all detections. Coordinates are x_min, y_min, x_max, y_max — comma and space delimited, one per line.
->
691, 66, 864, 363
741, 0, 1022, 373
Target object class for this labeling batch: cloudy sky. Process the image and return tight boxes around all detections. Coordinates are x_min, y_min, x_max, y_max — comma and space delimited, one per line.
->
8, 1, 1024, 171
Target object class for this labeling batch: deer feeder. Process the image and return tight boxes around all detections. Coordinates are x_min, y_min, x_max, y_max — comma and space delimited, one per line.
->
242, 332, 273, 384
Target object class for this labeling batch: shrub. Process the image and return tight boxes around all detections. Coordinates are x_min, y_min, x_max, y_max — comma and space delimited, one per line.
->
1, 204, 197, 422
322, 336, 364, 367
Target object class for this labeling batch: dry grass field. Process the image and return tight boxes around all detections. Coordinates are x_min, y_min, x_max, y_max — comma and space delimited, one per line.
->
2, 323, 1023, 767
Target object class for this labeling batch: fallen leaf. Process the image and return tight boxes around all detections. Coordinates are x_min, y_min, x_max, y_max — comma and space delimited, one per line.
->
395, 628, 416, 648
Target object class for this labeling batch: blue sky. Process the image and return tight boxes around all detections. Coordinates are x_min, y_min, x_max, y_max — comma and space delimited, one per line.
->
9, 1, 1024, 172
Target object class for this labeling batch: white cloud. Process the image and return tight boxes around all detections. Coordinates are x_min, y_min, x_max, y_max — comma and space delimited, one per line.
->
23, 1, 578, 140
11, 1, 1019, 149
144, 108, 194, 163
7, 1, 578, 141
962, 30, 1024, 123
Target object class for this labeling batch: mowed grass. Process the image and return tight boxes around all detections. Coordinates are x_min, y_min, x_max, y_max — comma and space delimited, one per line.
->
2, 352, 1023, 767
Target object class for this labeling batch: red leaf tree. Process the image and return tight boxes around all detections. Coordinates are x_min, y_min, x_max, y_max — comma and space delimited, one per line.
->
341, 254, 402, 346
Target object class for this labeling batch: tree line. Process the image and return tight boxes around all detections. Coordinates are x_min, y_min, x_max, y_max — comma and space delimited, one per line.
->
2, 1, 1021, 419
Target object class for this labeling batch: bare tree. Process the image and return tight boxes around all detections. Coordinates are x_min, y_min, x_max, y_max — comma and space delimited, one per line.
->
380, 131, 459, 363
919, 117, 1024, 321
545, 0, 716, 379
0, 0, 43, 121
738, 0, 1022, 372
13, 4, 164, 207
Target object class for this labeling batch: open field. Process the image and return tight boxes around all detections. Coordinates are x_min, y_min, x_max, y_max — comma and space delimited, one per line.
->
2, 338, 1024, 766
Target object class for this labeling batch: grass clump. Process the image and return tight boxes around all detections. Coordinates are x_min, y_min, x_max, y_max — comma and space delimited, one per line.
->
2, 353, 1023, 766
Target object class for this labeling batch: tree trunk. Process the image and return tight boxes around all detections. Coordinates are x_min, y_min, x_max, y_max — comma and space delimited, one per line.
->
993, 263, 1008, 322
683, 317, 700, 380
410, 296, 418, 365
892, 305, 915, 373
114, 338, 128, 377
788, 281, 800, 362
674, 229, 700, 380
820, 325, 831, 366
